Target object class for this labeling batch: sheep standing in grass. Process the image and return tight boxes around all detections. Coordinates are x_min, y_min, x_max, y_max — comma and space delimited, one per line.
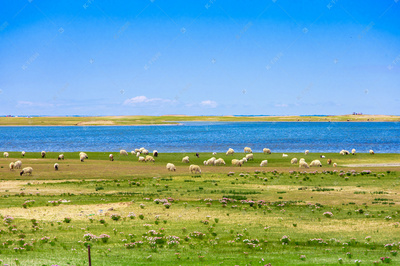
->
145, 155, 155, 162
109, 154, 114, 161
215, 158, 225, 165
299, 161, 309, 169
166, 163, 176, 171
205, 157, 216, 166
131, 151, 135, 155
135, 149, 140, 153
153, 150, 158, 157
282, 154, 288, 157
58, 154, 64, 160
226, 148, 234, 156
120, 150, 128, 156
369, 150, 374, 155
79, 152, 88, 159
305, 150, 309, 155
231, 159, 243, 167
9, 162, 14, 170
80, 154, 86, 162
41, 151, 46, 158
310, 160, 322, 167
291, 158, 298, 164
21, 151, 25, 157
333, 163, 337, 167
3, 152, 9, 158
244, 147, 252, 153
142, 149, 149, 155
351, 149, 356, 155
260, 160, 268, 167
241, 157, 248, 163
20, 167, 33, 176
182, 156, 190, 163
14, 160, 22, 169
245, 154, 253, 161
138, 156, 145, 162
54, 163, 59, 170
340, 150, 349, 155
263, 148, 271, 154
189, 164, 201, 174
327, 159, 332, 165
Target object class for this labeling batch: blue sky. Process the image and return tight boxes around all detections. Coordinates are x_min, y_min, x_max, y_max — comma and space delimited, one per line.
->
0, 0, 399, 116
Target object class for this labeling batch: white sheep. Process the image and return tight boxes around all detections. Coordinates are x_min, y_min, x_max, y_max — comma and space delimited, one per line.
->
79, 152, 88, 159
135, 149, 140, 153
369, 150, 374, 155
142, 149, 149, 155
231, 159, 243, 167
58, 154, 64, 160
226, 148, 234, 156
20, 167, 33, 176
351, 149, 356, 155
282, 154, 288, 157
207, 157, 216, 165
333, 163, 337, 167
9, 162, 14, 170
241, 157, 248, 163
153, 150, 158, 157
41, 151, 46, 158
109, 154, 114, 161
3, 152, 9, 158
291, 158, 298, 164
212, 152, 217, 155
244, 147, 252, 153
136, 152, 140, 157
54, 163, 59, 170
215, 158, 226, 165
120, 149, 128, 156
304, 150, 309, 155
131, 151, 136, 155
182, 156, 190, 163
166, 163, 176, 171
260, 160, 268, 167
14, 160, 22, 169
139, 147, 145, 153
299, 161, 309, 169
138, 156, 145, 162
245, 153, 253, 160
21, 151, 25, 157
340, 150, 349, 155
80, 154, 86, 162
145, 155, 155, 162
189, 164, 201, 174
310, 160, 322, 167
263, 148, 271, 154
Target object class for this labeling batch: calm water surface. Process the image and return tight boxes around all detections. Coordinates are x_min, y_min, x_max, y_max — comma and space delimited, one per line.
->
0, 122, 399, 153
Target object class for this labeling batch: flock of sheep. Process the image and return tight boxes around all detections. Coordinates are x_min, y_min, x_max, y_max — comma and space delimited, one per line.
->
3, 147, 375, 176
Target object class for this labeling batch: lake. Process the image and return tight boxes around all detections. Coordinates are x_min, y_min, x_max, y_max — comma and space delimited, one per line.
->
0, 122, 399, 153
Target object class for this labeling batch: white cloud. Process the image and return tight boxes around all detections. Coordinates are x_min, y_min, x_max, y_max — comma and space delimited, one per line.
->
275, 103, 288, 108
16, 101, 54, 108
200, 100, 218, 108
123, 96, 172, 106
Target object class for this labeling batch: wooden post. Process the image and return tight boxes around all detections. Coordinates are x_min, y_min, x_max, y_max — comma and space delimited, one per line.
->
88, 244, 92, 266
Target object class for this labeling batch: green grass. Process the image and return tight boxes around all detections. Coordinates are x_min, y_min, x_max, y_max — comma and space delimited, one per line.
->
0, 152, 399, 265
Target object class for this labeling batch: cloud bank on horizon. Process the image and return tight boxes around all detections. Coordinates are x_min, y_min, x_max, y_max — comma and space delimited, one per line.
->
0, 0, 399, 116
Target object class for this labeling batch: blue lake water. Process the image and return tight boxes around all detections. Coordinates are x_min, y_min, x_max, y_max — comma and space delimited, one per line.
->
0, 122, 399, 153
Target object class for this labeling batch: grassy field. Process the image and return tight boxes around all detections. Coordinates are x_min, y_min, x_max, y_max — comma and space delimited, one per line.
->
0, 152, 399, 265
0, 114, 399, 126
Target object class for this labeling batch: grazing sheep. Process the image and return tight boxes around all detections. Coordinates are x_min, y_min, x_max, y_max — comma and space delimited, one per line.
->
226, 148, 234, 156
54, 163, 59, 170
333, 163, 337, 167
263, 148, 271, 154
282, 154, 288, 157
142, 149, 149, 155
291, 158, 298, 164
310, 160, 322, 167
320, 155, 325, 158
153, 150, 158, 157
212, 152, 217, 155
260, 160, 268, 167
21, 151, 25, 157
195, 153, 200, 158
135, 149, 140, 153
80, 154, 86, 162
41, 151, 46, 158
3, 152, 9, 158
189, 164, 201, 174
109, 154, 114, 161
299, 161, 309, 169
138, 156, 145, 162
305, 150, 309, 155
58, 154, 64, 160
145, 155, 155, 162
299, 158, 306, 163
166, 163, 176, 171
20, 167, 33, 176
182, 156, 190, 163
369, 150, 374, 155
79, 152, 88, 159
327, 159, 332, 165
14, 160, 22, 169
136, 152, 140, 157
120, 150, 128, 156
231, 159, 243, 167
241, 157, 248, 163
340, 150, 350, 155
9, 162, 14, 170
205, 157, 216, 166
131, 151, 135, 155
245, 154, 253, 160
215, 158, 226, 165
244, 147, 252, 153
351, 149, 356, 155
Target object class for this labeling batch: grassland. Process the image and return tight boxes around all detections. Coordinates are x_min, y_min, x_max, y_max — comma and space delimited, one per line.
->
0, 152, 399, 265
0, 114, 399, 126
